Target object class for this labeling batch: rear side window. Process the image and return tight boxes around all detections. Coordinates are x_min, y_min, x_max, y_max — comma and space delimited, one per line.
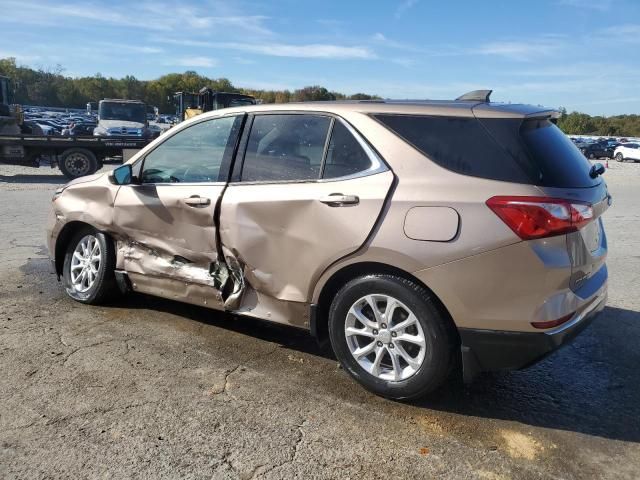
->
374, 114, 531, 183
323, 121, 372, 179
241, 114, 331, 182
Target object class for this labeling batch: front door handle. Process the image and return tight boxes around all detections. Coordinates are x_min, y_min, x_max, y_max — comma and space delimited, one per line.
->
319, 193, 360, 206
183, 196, 211, 207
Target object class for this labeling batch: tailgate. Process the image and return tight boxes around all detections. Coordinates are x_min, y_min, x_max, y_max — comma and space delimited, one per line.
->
565, 182, 610, 292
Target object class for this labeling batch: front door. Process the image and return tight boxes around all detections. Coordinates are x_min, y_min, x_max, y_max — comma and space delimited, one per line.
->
220, 113, 394, 304
113, 114, 243, 305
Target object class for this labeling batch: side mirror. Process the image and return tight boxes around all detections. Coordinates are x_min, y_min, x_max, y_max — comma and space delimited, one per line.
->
112, 164, 132, 185
589, 162, 605, 179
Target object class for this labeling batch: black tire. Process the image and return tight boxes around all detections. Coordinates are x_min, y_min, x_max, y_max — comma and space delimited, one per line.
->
615, 153, 624, 162
589, 153, 596, 159
328, 274, 457, 400
62, 227, 117, 304
59, 148, 98, 179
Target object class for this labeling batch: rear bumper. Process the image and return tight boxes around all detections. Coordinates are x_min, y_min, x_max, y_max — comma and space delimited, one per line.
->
460, 288, 607, 381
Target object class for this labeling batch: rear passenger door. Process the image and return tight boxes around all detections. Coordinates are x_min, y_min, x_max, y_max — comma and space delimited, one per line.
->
220, 113, 394, 303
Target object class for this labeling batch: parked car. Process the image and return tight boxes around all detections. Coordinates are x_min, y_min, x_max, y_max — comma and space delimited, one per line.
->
613, 143, 640, 162
581, 142, 615, 159
572, 138, 592, 149
46, 93, 609, 399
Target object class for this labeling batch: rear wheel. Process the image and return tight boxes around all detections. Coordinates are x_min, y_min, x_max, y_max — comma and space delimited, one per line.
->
615, 153, 624, 162
588, 153, 596, 159
328, 274, 456, 400
59, 148, 98, 179
62, 228, 117, 304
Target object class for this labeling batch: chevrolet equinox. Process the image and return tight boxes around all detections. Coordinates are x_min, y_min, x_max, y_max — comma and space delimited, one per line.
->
47, 90, 610, 400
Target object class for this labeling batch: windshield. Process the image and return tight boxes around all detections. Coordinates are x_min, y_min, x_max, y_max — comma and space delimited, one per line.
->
227, 97, 256, 107
99, 102, 146, 123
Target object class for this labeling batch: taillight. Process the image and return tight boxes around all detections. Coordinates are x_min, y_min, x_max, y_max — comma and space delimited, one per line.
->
486, 196, 594, 240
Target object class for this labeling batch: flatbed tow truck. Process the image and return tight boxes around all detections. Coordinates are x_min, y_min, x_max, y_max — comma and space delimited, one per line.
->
0, 76, 152, 179
0, 133, 150, 179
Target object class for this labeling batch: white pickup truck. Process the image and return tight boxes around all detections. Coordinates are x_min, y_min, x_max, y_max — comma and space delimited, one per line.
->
92, 99, 151, 139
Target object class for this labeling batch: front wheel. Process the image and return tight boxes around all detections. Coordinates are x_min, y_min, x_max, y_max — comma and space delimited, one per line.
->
615, 153, 624, 162
328, 275, 456, 400
62, 228, 117, 304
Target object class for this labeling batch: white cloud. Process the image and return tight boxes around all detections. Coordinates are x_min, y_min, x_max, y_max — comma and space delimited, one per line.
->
0, 52, 42, 63
475, 38, 564, 60
226, 43, 374, 59
395, 0, 419, 19
95, 42, 163, 54
556, 0, 614, 11
157, 38, 375, 59
0, 0, 273, 37
171, 56, 218, 68
391, 58, 416, 68
597, 23, 640, 44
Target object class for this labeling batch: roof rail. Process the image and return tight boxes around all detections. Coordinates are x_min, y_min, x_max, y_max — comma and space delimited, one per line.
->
455, 90, 492, 102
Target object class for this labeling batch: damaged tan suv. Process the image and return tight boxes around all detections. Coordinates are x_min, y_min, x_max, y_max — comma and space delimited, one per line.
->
47, 90, 610, 400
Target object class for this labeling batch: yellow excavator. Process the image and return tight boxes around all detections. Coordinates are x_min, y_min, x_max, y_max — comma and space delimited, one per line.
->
172, 87, 256, 122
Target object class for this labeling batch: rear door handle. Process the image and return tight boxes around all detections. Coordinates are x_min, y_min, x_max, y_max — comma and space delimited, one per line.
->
183, 196, 211, 207
319, 194, 360, 206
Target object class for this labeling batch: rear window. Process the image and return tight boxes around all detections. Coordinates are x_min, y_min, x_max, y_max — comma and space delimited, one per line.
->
374, 114, 599, 188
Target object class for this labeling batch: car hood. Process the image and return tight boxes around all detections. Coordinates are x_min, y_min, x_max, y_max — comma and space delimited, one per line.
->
99, 120, 145, 129
64, 172, 107, 189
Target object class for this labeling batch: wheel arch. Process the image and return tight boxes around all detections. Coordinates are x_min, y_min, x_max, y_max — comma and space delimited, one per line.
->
54, 221, 113, 277
312, 261, 459, 347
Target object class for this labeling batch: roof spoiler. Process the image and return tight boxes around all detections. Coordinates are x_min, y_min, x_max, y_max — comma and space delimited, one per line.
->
456, 90, 492, 103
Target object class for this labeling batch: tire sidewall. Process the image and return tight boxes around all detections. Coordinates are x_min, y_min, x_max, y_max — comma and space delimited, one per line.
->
328, 275, 452, 400
62, 229, 111, 303
60, 148, 98, 179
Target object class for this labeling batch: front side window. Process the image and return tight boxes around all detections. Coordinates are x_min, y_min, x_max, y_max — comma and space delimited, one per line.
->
241, 114, 331, 182
141, 116, 241, 183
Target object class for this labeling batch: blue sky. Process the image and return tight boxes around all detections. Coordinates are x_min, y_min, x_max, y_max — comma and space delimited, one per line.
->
1, 0, 639, 115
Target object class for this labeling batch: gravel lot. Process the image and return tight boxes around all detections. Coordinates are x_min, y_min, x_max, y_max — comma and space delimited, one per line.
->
1, 160, 639, 479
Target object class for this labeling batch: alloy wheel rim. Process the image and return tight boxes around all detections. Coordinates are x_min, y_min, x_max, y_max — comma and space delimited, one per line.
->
65, 153, 90, 176
345, 294, 426, 382
70, 235, 101, 293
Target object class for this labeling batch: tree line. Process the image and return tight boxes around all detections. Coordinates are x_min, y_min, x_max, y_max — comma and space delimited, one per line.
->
0, 57, 378, 114
556, 108, 640, 138
2, 57, 639, 136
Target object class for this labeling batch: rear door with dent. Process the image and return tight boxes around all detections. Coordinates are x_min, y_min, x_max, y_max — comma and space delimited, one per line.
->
219, 113, 394, 304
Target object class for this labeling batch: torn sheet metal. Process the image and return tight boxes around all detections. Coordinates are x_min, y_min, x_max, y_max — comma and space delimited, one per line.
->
118, 239, 246, 310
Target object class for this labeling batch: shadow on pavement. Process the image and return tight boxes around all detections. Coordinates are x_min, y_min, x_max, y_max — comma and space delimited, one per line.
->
0, 174, 67, 184
115, 290, 640, 443
115, 291, 333, 360
419, 305, 640, 444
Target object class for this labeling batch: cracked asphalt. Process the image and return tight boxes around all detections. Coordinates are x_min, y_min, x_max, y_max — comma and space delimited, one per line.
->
1, 162, 640, 479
